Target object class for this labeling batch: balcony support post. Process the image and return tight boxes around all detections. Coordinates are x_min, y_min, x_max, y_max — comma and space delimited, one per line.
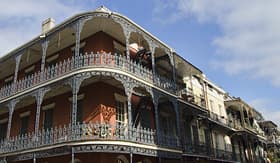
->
13, 53, 22, 92
112, 16, 133, 61
68, 74, 91, 126
149, 41, 156, 76
72, 78, 79, 127
172, 99, 181, 146
130, 151, 133, 163
168, 51, 177, 90
152, 91, 161, 143
6, 99, 18, 140
34, 88, 50, 137
40, 39, 49, 72
72, 16, 92, 67
33, 153, 36, 163
123, 28, 131, 61
72, 147, 75, 163
123, 84, 133, 138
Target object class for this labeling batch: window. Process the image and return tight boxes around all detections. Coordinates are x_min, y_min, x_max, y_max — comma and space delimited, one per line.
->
69, 94, 85, 124
116, 100, 126, 125
114, 94, 127, 126
43, 108, 53, 130
198, 127, 205, 143
20, 116, 29, 135
192, 125, 199, 145
140, 106, 151, 129
76, 100, 83, 124
209, 100, 214, 112
0, 122, 7, 141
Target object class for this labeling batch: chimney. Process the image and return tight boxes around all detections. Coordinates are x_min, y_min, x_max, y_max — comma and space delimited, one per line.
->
42, 18, 55, 33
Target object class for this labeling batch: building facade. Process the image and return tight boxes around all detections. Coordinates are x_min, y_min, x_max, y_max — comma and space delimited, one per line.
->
0, 6, 275, 163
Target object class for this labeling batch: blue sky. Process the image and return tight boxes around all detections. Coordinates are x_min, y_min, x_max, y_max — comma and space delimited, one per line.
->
0, 0, 279, 125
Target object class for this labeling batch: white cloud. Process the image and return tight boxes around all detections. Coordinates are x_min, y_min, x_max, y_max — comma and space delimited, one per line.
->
153, 0, 280, 87
0, 0, 96, 56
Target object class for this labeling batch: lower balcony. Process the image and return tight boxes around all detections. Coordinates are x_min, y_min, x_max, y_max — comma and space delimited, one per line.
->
0, 122, 171, 155
183, 142, 235, 162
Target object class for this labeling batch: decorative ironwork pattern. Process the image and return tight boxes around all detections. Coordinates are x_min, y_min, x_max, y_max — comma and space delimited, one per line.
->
0, 122, 162, 155
0, 53, 175, 103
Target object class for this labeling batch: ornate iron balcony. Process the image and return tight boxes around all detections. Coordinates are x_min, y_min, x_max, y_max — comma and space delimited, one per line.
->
0, 52, 176, 101
0, 122, 158, 155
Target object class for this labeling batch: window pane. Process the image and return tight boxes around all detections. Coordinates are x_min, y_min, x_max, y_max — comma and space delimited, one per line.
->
116, 100, 126, 125
20, 116, 29, 135
77, 100, 83, 124
0, 123, 7, 141
44, 109, 53, 130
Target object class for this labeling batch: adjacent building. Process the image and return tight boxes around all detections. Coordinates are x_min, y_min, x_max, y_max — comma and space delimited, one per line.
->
0, 6, 276, 163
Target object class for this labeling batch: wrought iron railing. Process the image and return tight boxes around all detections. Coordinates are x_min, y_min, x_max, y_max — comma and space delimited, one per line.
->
214, 148, 234, 161
0, 53, 176, 101
178, 88, 206, 108
0, 122, 180, 155
0, 122, 161, 154
183, 142, 235, 161
209, 111, 234, 129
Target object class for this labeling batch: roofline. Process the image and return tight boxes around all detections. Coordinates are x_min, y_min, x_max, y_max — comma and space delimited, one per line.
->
259, 120, 278, 128
173, 52, 203, 74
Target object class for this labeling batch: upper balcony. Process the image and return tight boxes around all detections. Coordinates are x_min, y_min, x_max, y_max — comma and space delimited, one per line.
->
177, 87, 206, 110
0, 52, 176, 102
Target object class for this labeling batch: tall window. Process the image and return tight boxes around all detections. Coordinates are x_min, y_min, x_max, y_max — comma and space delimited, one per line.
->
43, 109, 53, 130
218, 104, 223, 116
115, 94, 127, 126
76, 100, 83, 124
116, 100, 126, 125
198, 128, 205, 144
0, 123, 7, 141
140, 106, 151, 129
20, 116, 29, 135
209, 100, 214, 112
